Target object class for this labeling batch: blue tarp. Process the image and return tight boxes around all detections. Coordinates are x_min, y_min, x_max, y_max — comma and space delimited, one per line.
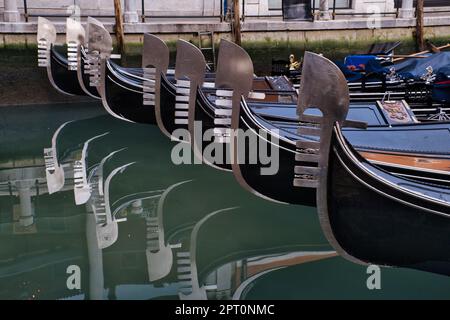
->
340, 52, 450, 81
335, 61, 365, 82
338, 52, 450, 103
344, 55, 378, 71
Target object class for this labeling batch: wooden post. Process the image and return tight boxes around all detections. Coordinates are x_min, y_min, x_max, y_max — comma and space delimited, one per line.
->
114, 0, 126, 62
232, 0, 242, 45
415, 0, 425, 51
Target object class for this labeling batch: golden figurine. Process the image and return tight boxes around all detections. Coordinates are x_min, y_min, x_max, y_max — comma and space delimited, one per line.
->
288, 54, 301, 71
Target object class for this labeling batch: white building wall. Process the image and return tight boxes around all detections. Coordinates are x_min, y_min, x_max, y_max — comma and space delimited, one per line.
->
0, 0, 222, 18
353, 0, 396, 13
0, 0, 448, 20
244, 0, 270, 16
243, 0, 397, 17
11, 0, 115, 16
145, 0, 222, 16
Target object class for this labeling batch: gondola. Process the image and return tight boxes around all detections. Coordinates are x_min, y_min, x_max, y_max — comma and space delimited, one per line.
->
70, 17, 144, 100
86, 28, 194, 127
340, 48, 450, 120
37, 17, 86, 96
291, 51, 450, 276
87, 21, 159, 124
221, 42, 450, 205
115, 33, 295, 129
158, 38, 297, 140
46, 17, 448, 124
184, 40, 448, 162
172, 39, 302, 172
286, 43, 450, 115
156, 37, 206, 139
320, 124, 450, 276
66, 17, 102, 99
284, 40, 450, 107
344, 47, 450, 89
37, 17, 142, 104
88, 28, 298, 128
336, 43, 450, 97
39, 17, 98, 98
92, 29, 446, 134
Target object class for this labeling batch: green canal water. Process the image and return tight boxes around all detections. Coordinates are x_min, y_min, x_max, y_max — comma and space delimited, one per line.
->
0, 102, 449, 300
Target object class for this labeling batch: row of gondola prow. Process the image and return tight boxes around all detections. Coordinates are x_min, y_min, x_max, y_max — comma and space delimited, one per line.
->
36, 16, 450, 280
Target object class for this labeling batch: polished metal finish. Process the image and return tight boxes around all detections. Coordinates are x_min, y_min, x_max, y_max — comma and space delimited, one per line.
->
175, 39, 207, 141
87, 17, 113, 58
215, 39, 254, 99
178, 207, 239, 300
87, 17, 113, 88
37, 17, 74, 95
73, 133, 109, 206
87, 19, 129, 122
66, 17, 85, 71
43, 121, 73, 194
146, 180, 193, 282
142, 34, 170, 136
295, 52, 366, 265
217, 40, 277, 200
37, 17, 56, 68
295, 52, 350, 189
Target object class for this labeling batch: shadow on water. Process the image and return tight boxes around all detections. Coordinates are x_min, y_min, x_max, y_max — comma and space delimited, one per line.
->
0, 103, 449, 300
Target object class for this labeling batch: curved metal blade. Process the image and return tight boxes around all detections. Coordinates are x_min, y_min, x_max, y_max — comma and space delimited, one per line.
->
175, 39, 207, 141
297, 51, 350, 120
87, 19, 112, 55
37, 17, 56, 44
215, 39, 254, 98
295, 52, 365, 266
142, 33, 170, 72
175, 39, 206, 86
66, 17, 85, 46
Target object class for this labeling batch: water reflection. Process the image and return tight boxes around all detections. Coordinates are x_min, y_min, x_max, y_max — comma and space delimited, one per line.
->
1, 103, 449, 300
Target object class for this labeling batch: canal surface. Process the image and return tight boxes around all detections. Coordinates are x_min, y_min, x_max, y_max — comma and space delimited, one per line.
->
0, 102, 449, 300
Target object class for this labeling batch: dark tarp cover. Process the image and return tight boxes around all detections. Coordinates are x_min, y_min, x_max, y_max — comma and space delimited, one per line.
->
432, 66, 450, 103
338, 52, 450, 82
391, 52, 450, 80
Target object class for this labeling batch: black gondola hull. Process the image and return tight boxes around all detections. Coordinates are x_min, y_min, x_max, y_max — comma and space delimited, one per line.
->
234, 98, 450, 206
50, 47, 86, 96
327, 131, 450, 276
194, 89, 232, 171
78, 50, 101, 98
235, 100, 316, 205
103, 63, 156, 124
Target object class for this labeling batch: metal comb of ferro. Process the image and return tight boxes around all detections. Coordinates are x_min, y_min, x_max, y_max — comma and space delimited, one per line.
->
294, 52, 366, 190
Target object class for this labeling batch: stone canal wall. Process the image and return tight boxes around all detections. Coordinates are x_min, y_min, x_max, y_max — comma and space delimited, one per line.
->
1, 15, 450, 46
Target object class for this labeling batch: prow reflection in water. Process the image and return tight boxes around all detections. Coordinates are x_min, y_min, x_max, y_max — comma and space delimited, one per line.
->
1, 101, 450, 299
176, 204, 331, 300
